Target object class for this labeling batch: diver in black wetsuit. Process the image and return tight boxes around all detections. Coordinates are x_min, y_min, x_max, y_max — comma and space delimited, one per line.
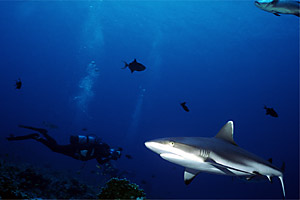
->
6, 125, 122, 165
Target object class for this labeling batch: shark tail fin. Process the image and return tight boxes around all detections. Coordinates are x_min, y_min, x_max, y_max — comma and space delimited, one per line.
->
278, 176, 285, 198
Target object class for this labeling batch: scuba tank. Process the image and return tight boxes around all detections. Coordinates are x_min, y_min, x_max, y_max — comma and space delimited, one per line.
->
70, 135, 99, 145
70, 135, 99, 160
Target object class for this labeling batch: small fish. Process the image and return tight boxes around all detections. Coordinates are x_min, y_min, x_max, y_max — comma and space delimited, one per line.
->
141, 180, 147, 184
122, 59, 146, 73
180, 102, 190, 112
82, 128, 88, 131
125, 154, 133, 159
15, 78, 22, 89
264, 105, 278, 117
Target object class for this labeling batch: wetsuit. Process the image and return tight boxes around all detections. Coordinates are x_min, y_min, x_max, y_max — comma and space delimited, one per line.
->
6, 125, 119, 165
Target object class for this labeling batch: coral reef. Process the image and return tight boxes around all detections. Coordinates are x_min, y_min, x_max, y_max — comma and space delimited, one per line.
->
0, 159, 146, 199
98, 177, 146, 199
0, 159, 96, 199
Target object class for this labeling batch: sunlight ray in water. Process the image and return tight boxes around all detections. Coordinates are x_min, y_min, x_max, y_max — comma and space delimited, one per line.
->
74, 61, 99, 114
126, 86, 146, 144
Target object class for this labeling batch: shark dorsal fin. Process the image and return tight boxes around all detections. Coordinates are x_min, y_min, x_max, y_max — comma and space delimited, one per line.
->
215, 121, 237, 146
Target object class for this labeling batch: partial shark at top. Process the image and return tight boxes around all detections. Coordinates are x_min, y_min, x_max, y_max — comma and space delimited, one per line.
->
255, 0, 300, 17
145, 121, 286, 198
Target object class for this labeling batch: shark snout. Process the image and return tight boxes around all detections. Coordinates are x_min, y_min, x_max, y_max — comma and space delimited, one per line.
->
144, 141, 153, 150
145, 140, 173, 155
145, 141, 162, 154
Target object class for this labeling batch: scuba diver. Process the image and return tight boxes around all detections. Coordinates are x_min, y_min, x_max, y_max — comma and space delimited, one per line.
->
6, 125, 122, 165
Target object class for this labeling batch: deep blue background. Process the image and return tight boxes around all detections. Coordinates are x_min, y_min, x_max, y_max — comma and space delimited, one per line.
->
0, 1, 298, 199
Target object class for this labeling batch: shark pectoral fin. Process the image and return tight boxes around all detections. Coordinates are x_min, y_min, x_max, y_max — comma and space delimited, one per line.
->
184, 168, 200, 185
278, 176, 285, 198
273, 13, 280, 16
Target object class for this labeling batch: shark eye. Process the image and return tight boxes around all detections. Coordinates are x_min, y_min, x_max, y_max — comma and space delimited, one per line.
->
169, 141, 175, 147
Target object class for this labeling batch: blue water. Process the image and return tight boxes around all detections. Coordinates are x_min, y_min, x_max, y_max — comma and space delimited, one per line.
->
0, 1, 299, 199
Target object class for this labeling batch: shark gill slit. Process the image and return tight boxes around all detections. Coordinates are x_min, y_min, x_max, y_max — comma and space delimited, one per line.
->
199, 149, 210, 159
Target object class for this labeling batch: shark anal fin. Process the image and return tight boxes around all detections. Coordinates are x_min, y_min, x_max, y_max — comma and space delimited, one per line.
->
268, 158, 272, 163
184, 168, 200, 185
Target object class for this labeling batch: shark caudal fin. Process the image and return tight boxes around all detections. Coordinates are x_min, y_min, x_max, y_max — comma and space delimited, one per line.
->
278, 176, 285, 198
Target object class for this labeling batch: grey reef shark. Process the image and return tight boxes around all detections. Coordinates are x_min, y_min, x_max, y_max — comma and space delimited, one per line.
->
255, 0, 300, 17
145, 121, 286, 198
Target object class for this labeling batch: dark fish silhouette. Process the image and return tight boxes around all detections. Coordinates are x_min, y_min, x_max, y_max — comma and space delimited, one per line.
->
122, 59, 146, 73
15, 78, 22, 89
82, 128, 88, 131
180, 102, 189, 112
125, 154, 133, 159
264, 105, 278, 117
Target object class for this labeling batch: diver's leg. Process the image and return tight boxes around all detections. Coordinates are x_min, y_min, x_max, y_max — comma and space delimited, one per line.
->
6, 133, 71, 157
35, 138, 74, 157
34, 137, 57, 150
6, 133, 40, 141
18, 125, 48, 134
18, 125, 56, 143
